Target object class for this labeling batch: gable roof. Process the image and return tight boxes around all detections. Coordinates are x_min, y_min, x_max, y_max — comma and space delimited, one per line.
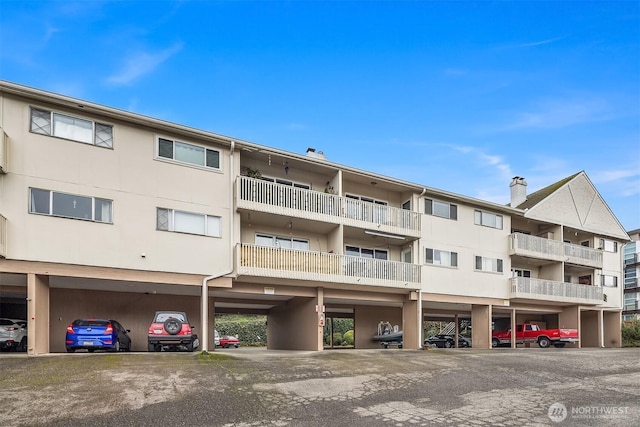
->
516, 171, 629, 241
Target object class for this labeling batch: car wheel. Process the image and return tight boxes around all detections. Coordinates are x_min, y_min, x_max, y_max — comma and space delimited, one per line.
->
444, 341, 452, 348
110, 340, 120, 352
538, 337, 551, 348
148, 342, 154, 352
18, 337, 27, 352
164, 318, 182, 335
491, 338, 500, 348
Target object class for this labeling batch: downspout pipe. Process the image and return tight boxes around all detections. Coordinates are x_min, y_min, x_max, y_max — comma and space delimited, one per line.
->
201, 139, 235, 352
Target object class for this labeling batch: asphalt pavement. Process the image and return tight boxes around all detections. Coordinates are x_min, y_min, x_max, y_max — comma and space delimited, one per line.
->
0, 347, 638, 426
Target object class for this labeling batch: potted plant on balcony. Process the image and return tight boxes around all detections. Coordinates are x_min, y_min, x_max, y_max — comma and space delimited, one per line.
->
246, 168, 262, 179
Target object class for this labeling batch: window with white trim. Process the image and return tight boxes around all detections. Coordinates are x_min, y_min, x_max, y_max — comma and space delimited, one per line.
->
425, 199, 457, 220
345, 245, 388, 260
29, 188, 112, 223
157, 137, 220, 170
255, 233, 309, 250
512, 268, 531, 278
260, 176, 310, 189
599, 239, 618, 253
30, 107, 113, 148
474, 210, 503, 229
475, 256, 503, 273
601, 275, 618, 287
425, 248, 458, 267
156, 208, 221, 237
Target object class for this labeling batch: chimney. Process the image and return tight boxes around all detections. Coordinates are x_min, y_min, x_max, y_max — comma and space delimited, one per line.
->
510, 176, 527, 207
306, 147, 327, 160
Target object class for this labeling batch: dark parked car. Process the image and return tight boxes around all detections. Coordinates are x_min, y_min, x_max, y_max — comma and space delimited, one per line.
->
425, 334, 471, 348
66, 319, 132, 353
147, 311, 199, 352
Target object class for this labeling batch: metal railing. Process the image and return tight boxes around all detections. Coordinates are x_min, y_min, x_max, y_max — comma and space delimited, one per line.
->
237, 176, 421, 235
510, 276, 603, 304
237, 243, 421, 288
510, 233, 602, 268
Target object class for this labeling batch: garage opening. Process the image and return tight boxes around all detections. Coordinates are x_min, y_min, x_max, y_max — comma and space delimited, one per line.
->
323, 308, 354, 349
214, 313, 267, 349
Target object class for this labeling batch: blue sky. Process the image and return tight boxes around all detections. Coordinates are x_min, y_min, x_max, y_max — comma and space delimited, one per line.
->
1, 1, 639, 231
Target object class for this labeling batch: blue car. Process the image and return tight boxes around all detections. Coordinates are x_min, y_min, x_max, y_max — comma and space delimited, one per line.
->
65, 319, 132, 353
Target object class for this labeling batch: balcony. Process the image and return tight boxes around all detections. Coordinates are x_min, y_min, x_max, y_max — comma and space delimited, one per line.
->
0, 214, 6, 258
236, 176, 421, 238
624, 253, 639, 267
237, 243, 421, 288
510, 277, 604, 305
510, 233, 602, 268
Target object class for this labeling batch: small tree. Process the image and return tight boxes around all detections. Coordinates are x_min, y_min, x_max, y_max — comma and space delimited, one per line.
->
622, 319, 640, 347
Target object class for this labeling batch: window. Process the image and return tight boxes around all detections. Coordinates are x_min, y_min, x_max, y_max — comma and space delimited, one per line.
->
601, 275, 618, 288
512, 269, 531, 278
599, 239, 618, 253
29, 188, 112, 223
474, 210, 503, 229
346, 245, 388, 260
425, 198, 457, 220
30, 107, 113, 148
344, 194, 388, 223
157, 138, 220, 170
156, 208, 220, 237
425, 248, 458, 267
475, 256, 503, 273
255, 234, 309, 250
260, 176, 310, 190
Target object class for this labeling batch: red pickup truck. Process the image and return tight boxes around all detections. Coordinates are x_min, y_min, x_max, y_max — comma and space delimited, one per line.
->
492, 323, 579, 348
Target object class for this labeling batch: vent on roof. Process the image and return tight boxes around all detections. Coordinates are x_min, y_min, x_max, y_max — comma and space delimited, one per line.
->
306, 147, 327, 160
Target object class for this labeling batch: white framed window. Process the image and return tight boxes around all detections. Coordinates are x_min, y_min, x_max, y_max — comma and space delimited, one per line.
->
255, 233, 309, 250
512, 268, 531, 278
425, 248, 458, 267
157, 137, 220, 170
345, 245, 388, 260
601, 275, 618, 287
474, 210, 503, 229
260, 176, 311, 190
425, 198, 457, 220
156, 208, 221, 237
475, 256, 503, 273
30, 107, 113, 148
599, 239, 618, 253
29, 188, 112, 223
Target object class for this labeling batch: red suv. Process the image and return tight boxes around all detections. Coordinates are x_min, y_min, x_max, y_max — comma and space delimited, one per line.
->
147, 311, 199, 352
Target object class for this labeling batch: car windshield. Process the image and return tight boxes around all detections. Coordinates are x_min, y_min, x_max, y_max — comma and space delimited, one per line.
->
155, 313, 186, 323
74, 320, 109, 327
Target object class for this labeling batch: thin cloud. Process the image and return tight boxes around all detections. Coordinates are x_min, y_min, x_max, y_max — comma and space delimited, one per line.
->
443, 143, 513, 179
495, 36, 565, 50
106, 43, 184, 86
500, 97, 613, 131
592, 167, 639, 184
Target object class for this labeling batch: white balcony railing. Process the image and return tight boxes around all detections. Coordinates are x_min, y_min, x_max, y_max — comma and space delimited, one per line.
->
0, 213, 6, 258
510, 277, 604, 305
510, 233, 602, 268
237, 176, 421, 237
237, 243, 421, 288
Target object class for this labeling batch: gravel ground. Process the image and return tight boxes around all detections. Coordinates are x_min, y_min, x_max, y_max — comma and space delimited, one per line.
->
0, 347, 639, 426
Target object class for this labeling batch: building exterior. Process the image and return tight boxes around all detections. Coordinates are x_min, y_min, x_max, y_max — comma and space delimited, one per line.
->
0, 81, 630, 355
622, 229, 640, 321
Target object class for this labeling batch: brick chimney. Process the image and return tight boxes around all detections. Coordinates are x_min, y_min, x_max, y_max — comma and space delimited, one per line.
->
510, 176, 527, 207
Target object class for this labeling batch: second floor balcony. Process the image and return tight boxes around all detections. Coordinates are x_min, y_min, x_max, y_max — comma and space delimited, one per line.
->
510, 233, 602, 268
510, 277, 604, 305
237, 243, 421, 289
236, 176, 421, 238
0, 213, 6, 258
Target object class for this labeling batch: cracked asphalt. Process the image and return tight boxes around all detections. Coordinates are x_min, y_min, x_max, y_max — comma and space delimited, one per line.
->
0, 347, 638, 426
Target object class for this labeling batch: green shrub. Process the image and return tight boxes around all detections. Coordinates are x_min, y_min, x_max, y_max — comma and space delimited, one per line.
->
343, 330, 354, 346
622, 319, 640, 347
332, 332, 343, 346
215, 314, 267, 346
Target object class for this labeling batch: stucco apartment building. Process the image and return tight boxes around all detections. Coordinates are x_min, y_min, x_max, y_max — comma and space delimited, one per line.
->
0, 81, 630, 355
622, 229, 640, 321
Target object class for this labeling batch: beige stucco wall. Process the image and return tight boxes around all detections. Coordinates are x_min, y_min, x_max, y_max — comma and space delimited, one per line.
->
1, 95, 232, 276
267, 296, 319, 350
471, 304, 491, 349
580, 310, 600, 347
603, 311, 621, 348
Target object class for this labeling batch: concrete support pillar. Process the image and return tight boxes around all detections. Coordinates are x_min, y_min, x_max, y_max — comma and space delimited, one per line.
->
208, 298, 216, 351
454, 314, 459, 347
559, 305, 580, 348
510, 308, 517, 348
27, 274, 49, 355
471, 304, 492, 349
402, 291, 420, 349
317, 288, 324, 351
603, 311, 622, 348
